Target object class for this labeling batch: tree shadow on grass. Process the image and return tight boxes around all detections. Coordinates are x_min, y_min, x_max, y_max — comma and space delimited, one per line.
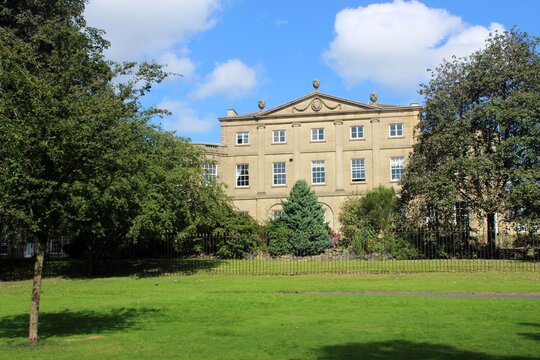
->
0, 307, 160, 340
0, 258, 223, 281
518, 323, 540, 342
316, 340, 540, 360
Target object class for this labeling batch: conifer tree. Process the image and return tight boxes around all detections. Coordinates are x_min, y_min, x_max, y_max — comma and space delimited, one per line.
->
269, 180, 330, 256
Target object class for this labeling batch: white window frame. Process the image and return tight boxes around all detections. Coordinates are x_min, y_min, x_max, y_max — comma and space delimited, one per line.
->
389, 123, 404, 137
203, 162, 217, 182
350, 125, 365, 140
390, 156, 404, 181
311, 160, 326, 185
272, 162, 286, 186
236, 131, 249, 145
311, 128, 325, 142
236, 164, 250, 187
351, 158, 366, 182
272, 129, 286, 144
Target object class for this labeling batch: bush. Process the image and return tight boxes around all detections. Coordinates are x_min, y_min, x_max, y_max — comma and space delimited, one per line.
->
351, 226, 377, 256
267, 220, 292, 256
216, 233, 256, 259
383, 234, 419, 260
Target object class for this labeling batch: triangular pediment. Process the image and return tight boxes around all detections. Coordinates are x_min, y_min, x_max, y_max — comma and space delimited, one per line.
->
258, 92, 379, 118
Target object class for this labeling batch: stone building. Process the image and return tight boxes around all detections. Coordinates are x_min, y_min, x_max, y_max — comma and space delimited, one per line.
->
199, 81, 421, 229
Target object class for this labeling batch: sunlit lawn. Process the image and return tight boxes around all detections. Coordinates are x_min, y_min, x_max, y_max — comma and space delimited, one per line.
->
1, 272, 539, 359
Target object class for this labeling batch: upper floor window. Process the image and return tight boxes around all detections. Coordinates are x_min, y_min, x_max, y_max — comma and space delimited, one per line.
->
311, 128, 325, 142
390, 156, 404, 181
311, 160, 326, 184
389, 123, 404, 137
236, 164, 249, 187
272, 162, 286, 186
236, 132, 249, 145
203, 162, 217, 182
350, 125, 364, 140
272, 130, 286, 143
351, 158, 366, 182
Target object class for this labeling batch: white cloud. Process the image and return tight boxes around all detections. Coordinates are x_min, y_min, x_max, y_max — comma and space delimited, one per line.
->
323, 0, 504, 92
158, 52, 197, 80
84, 0, 220, 61
158, 100, 215, 134
193, 59, 257, 99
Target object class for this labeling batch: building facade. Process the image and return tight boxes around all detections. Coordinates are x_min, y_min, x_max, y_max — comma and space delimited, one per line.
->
200, 82, 421, 229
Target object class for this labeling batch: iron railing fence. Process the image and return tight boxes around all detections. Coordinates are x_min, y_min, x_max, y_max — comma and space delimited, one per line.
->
1, 229, 538, 280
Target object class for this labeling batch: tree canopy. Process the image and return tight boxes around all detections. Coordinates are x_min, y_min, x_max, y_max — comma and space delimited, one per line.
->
400, 29, 540, 238
0, 0, 243, 343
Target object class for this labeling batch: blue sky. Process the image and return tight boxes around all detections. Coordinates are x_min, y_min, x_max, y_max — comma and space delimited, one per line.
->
84, 0, 539, 144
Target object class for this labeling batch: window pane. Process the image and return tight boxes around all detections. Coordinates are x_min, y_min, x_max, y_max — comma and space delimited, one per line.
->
204, 162, 217, 182
311, 128, 324, 141
455, 202, 470, 229
311, 160, 326, 184
0, 243, 8, 256
271, 210, 283, 220
351, 126, 364, 139
236, 164, 249, 187
49, 238, 62, 255
389, 124, 403, 137
236, 132, 249, 144
390, 157, 404, 181
273, 162, 286, 185
273, 130, 286, 143
351, 158, 365, 182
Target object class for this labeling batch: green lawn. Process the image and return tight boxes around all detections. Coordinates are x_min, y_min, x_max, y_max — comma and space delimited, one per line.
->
1, 272, 539, 359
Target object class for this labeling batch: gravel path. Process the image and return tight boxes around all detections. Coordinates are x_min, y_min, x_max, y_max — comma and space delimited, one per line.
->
284, 291, 540, 299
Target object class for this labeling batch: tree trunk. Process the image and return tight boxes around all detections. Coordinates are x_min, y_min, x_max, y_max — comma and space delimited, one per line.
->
28, 238, 45, 345
486, 213, 497, 258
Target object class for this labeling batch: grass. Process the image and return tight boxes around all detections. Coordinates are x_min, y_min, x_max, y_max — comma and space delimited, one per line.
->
1, 272, 539, 359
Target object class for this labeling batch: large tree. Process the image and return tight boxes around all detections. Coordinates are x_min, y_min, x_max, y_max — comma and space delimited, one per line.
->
400, 29, 540, 250
0, 0, 240, 343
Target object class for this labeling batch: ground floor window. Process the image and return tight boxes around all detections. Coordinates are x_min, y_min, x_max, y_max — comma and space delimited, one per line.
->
271, 209, 283, 220
455, 202, 470, 229
203, 162, 217, 182
0, 243, 8, 256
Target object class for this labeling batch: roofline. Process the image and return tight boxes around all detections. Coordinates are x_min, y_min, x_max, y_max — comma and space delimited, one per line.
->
219, 91, 421, 122
192, 142, 224, 147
